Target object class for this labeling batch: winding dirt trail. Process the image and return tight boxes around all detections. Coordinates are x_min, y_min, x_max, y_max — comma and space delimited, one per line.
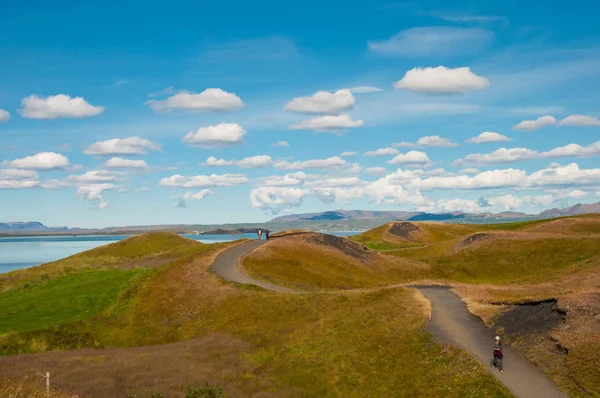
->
211, 240, 567, 398
416, 286, 567, 398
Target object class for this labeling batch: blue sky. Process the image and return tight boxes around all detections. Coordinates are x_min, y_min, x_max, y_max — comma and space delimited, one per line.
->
1, 0, 599, 228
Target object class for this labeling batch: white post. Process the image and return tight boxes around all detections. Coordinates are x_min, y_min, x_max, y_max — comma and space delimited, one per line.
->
46, 372, 50, 397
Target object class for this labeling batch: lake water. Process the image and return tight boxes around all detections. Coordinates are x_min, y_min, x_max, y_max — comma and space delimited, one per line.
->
0, 231, 360, 274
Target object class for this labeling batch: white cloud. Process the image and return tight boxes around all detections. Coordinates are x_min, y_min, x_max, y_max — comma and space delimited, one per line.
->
304, 176, 365, 188
364, 167, 388, 175
348, 86, 384, 93
459, 168, 480, 174
368, 27, 493, 56
84, 137, 161, 156
364, 174, 431, 206
0, 109, 10, 122
77, 183, 115, 209
273, 141, 290, 147
146, 88, 243, 112
250, 186, 307, 213
540, 141, 600, 158
175, 189, 214, 208
509, 106, 565, 115
0, 169, 40, 189
312, 187, 365, 203
388, 151, 431, 165
205, 156, 234, 166
466, 132, 512, 144
3, 152, 69, 171
513, 115, 557, 131
457, 147, 538, 165
340, 151, 357, 157
104, 157, 149, 170
411, 168, 527, 190
524, 163, 600, 187
274, 156, 348, 170
204, 155, 273, 168
182, 123, 246, 147
393, 142, 417, 148
67, 170, 118, 184
284, 89, 355, 115
394, 66, 490, 94
262, 172, 308, 187
289, 114, 364, 132
364, 147, 399, 157
548, 162, 562, 168
236, 155, 273, 168
159, 173, 247, 188
19, 94, 104, 119
416, 135, 458, 147
558, 115, 600, 127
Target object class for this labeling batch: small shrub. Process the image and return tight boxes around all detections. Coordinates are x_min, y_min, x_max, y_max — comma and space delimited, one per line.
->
184, 383, 226, 398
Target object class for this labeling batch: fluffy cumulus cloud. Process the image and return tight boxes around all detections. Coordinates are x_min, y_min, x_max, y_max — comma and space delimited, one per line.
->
204, 155, 273, 168
466, 132, 512, 144
364, 147, 399, 157
249, 186, 307, 214
558, 115, 600, 127
456, 147, 538, 165
457, 141, 600, 165
261, 172, 308, 187
289, 114, 364, 132
513, 115, 557, 131
416, 135, 458, 147
236, 155, 273, 168
19, 94, 104, 119
66, 170, 119, 184
84, 137, 161, 156
284, 89, 355, 115
273, 141, 290, 147
0, 169, 40, 189
540, 141, 600, 158
388, 151, 431, 165
368, 27, 493, 56
411, 168, 527, 190
348, 86, 383, 93
394, 66, 490, 94
393, 142, 418, 148
274, 156, 349, 170
103, 157, 149, 170
459, 168, 480, 174
340, 151, 357, 157
364, 167, 388, 175
77, 183, 115, 210
175, 189, 214, 208
0, 109, 10, 122
524, 163, 600, 187
2, 152, 69, 170
159, 173, 247, 188
182, 123, 246, 147
146, 88, 243, 112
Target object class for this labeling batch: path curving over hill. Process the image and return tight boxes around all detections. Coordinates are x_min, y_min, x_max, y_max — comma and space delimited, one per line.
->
211, 238, 568, 397
415, 286, 567, 398
210, 239, 299, 293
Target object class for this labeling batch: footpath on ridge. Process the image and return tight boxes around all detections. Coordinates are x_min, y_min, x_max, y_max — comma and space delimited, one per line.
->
210, 239, 568, 398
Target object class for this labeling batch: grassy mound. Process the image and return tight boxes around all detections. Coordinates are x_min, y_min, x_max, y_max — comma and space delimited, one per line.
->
243, 232, 428, 290
0, 232, 204, 293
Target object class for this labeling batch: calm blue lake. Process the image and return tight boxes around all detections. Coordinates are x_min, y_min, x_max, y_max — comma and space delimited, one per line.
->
0, 231, 360, 274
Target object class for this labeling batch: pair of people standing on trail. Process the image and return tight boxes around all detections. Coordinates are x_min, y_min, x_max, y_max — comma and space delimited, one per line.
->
256, 229, 269, 240
492, 336, 504, 373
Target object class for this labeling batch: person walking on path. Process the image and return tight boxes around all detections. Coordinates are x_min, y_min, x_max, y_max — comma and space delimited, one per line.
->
492, 336, 504, 373
265, 229, 270, 240
257, 228, 262, 240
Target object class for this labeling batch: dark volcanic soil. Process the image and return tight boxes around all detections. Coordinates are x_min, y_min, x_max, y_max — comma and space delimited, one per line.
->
494, 300, 566, 336
388, 222, 420, 240
306, 233, 372, 262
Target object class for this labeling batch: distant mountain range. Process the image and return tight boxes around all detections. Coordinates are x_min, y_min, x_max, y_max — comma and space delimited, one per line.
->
2, 201, 599, 236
